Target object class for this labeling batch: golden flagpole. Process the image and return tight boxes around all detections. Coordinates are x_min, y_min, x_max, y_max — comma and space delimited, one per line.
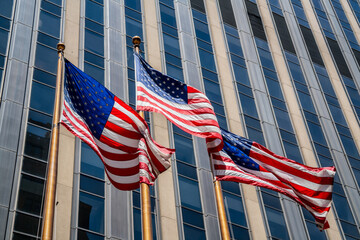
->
133, 36, 153, 240
41, 42, 65, 240
210, 153, 231, 240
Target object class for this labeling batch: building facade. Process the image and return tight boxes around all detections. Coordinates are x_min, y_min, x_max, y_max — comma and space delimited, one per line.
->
0, 0, 360, 239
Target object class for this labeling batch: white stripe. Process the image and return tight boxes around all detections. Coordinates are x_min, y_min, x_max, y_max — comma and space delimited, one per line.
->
101, 154, 139, 169
107, 113, 138, 133
105, 168, 139, 184
102, 128, 140, 148
94, 138, 128, 155
113, 101, 147, 132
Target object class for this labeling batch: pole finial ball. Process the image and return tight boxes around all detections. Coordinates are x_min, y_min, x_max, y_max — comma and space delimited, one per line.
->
132, 36, 141, 47
57, 42, 65, 52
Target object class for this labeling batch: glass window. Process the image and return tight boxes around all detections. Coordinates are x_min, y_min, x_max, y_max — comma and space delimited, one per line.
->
85, 18, 104, 35
125, 17, 143, 39
37, 32, 58, 49
231, 224, 250, 240
78, 229, 104, 240
202, 68, 218, 82
262, 192, 282, 210
125, 0, 141, 11
223, 192, 247, 226
12, 232, 37, 240
307, 121, 326, 144
266, 77, 283, 99
85, 50, 104, 68
198, 49, 216, 72
233, 64, 250, 86
35, 44, 58, 73
174, 135, 196, 165
38, 10, 60, 38
85, 29, 104, 56
133, 208, 141, 240
80, 175, 104, 196
78, 191, 105, 234
163, 34, 180, 56
84, 62, 104, 84
0, 0, 14, 18
28, 109, 52, 129
182, 207, 204, 228
204, 79, 222, 103
305, 221, 327, 240
297, 91, 315, 112
86, 0, 103, 24
160, 4, 176, 27
328, 105, 347, 126
197, 39, 212, 52
279, 130, 297, 144
22, 157, 47, 178
24, 125, 51, 160
340, 135, 360, 158
227, 34, 243, 56
166, 62, 183, 81
30, 82, 55, 114
258, 48, 275, 70
41, 1, 61, 16
244, 115, 261, 130
178, 176, 202, 211
81, 142, 104, 179
194, 19, 211, 43
165, 53, 181, 67
239, 94, 258, 117
221, 181, 241, 195
283, 141, 302, 163
33, 68, 56, 87
247, 127, 265, 145
266, 207, 290, 240
162, 23, 178, 37
274, 108, 293, 132
125, 7, 141, 21
16, 174, 44, 215
14, 212, 39, 236
128, 79, 135, 105
183, 224, 206, 240
237, 83, 252, 96
47, 0, 62, 6
177, 161, 197, 179
231, 53, 246, 67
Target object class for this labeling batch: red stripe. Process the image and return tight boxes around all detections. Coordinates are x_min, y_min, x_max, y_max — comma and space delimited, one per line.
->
99, 134, 139, 153
104, 120, 142, 140
110, 106, 141, 133
98, 148, 139, 160
142, 140, 167, 173
114, 96, 148, 127
107, 175, 140, 190
104, 163, 139, 176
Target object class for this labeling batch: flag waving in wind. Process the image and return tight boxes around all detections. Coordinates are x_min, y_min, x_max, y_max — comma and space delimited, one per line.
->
134, 52, 223, 152
213, 129, 336, 230
61, 59, 174, 190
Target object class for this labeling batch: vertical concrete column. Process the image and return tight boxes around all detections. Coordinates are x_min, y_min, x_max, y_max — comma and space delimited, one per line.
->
53, 0, 79, 239
339, 0, 360, 44
143, 0, 179, 239
300, 0, 360, 153
204, 1, 268, 239
174, 0, 220, 239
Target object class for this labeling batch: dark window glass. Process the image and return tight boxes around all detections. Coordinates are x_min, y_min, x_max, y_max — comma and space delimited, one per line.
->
227, 34, 243, 56
17, 174, 44, 215
80, 175, 104, 196
85, 29, 104, 56
237, 83, 253, 96
327, 38, 352, 78
198, 49, 216, 72
197, 38, 212, 52
262, 192, 282, 210
78, 229, 104, 240
266, 207, 290, 240
160, 4, 176, 27
162, 23, 178, 37
314, 143, 331, 158
273, 14, 295, 53
41, 1, 61, 16
165, 53, 182, 67
266, 77, 283, 99
221, 181, 241, 195
22, 157, 47, 178
37, 32, 58, 49
14, 213, 39, 236
33, 68, 56, 87
84, 62, 104, 84
202, 68, 218, 82
85, 50, 104, 68
28, 110, 52, 129
160, 0, 174, 7
183, 224, 206, 240
24, 125, 51, 160
283, 141, 302, 163
174, 135, 196, 165
244, 115, 261, 130
247, 127, 265, 145
258, 48, 275, 69
271, 97, 287, 110
305, 221, 327, 240
128, 79, 135, 105
163, 34, 180, 56
85, 18, 104, 35
38, 10, 60, 38
35, 44, 57, 73
177, 161, 197, 179
239, 94, 258, 117
133, 208, 141, 240
86, 0, 103, 24
166, 62, 183, 81
0, 0, 14, 18
333, 194, 356, 223
328, 105, 347, 125
81, 142, 104, 179
340, 135, 360, 158
280, 130, 297, 144
125, 0, 141, 11
178, 176, 202, 211
125, 17, 142, 39
231, 224, 250, 240
341, 220, 360, 238
223, 192, 247, 226
125, 7, 141, 21
307, 122, 326, 144
298, 91, 315, 112
211, 101, 225, 115
230, 53, 246, 67
78, 192, 104, 234
190, 0, 205, 13
133, 191, 140, 208
233, 64, 250, 86
182, 207, 204, 228
194, 19, 211, 43
47, 0, 62, 6
219, 0, 236, 27
300, 26, 323, 66
12, 232, 37, 240
30, 82, 55, 114
273, 108, 293, 132
204, 79, 222, 103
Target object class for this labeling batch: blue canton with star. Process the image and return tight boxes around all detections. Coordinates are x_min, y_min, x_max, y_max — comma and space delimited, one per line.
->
221, 128, 260, 171
135, 52, 188, 104
64, 59, 114, 139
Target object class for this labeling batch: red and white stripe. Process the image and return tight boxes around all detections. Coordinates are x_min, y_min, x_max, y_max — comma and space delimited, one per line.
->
136, 82, 223, 152
213, 144, 336, 230
61, 95, 173, 190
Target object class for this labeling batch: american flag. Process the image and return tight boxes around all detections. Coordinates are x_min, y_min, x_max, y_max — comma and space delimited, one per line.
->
213, 129, 336, 230
60, 59, 174, 190
134, 52, 223, 152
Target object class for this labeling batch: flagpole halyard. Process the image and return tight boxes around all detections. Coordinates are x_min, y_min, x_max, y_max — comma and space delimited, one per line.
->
41, 42, 65, 240
133, 35, 153, 240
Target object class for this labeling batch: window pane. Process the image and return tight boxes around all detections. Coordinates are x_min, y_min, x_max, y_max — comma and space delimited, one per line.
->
17, 174, 44, 215
231, 224, 250, 240
38, 10, 60, 38
125, 17, 142, 39
37, 32, 58, 49
266, 207, 290, 240
178, 176, 202, 211
163, 34, 180, 56
30, 82, 55, 114
80, 175, 104, 196
262, 192, 282, 210
233, 63, 250, 86
78, 229, 104, 240
177, 161, 197, 179
160, 4, 176, 27
239, 94, 258, 117
125, 7, 141, 21
78, 192, 104, 234
84, 62, 104, 84
227, 34, 243, 56
85, 29, 104, 56
204, 79, 222, 103
28, 110, 52, 129
0, 0, 14, 18
81, 142, 104, 179
22, 157, 47, 178
133, 208, 141, 240
223, 192, 247, 227
183, 224, 206, 240
125, 0, 141, 11
274, 108, 293, 132
35, 44, 58, 73
85, 18, 104, 35
194, 19, 210, 43
182, 207, 204, 228
33, 68, 56, 87
198, 49, 216, 72
86, 0, 103, 24
41, 1, 61, 16
85, 50, 104, 68
12, 232, 37, 240
174, 135, 195, 165
14, 212, 39, 236
24, 125, 51, 160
